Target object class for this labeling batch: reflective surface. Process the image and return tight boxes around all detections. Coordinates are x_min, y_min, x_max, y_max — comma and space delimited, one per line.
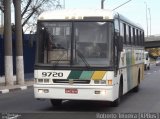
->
36, 21, 113, 68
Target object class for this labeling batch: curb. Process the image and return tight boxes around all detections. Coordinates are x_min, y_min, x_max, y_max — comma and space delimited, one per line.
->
0, 85, 33, 94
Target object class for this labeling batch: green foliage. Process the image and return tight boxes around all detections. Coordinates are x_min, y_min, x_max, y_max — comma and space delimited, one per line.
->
146, 48, 160, 59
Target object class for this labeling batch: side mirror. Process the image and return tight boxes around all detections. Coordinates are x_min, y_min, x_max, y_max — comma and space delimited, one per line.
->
115, 33, 123, 52
118, 37, 123, 51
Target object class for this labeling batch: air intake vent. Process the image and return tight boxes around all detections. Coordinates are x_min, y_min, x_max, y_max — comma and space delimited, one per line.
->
53, 79, 90, 84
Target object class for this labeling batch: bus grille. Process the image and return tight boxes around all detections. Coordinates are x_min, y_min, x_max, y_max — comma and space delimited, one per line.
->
53, 79, 90, 84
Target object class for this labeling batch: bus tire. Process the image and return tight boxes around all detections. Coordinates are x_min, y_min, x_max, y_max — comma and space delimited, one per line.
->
50, 99, 62, 107
144, 64, 147, 70
133, 70, 140, 92
111, 79, 123, 107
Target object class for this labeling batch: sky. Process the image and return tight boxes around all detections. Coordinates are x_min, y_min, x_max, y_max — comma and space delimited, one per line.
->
63, 0, 160, 36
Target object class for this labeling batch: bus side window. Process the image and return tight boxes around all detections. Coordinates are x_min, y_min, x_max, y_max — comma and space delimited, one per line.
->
133, 28, 135, 45
114, 19, 119, 32
129, 26, 131, 45
135, 29, 137, 45
120, 22, 125, 44
123, 23, 126, 44
140, 31, 144, 46
142, 31, 145, 45
136, 29, 139, 46
126, 25, 129, 45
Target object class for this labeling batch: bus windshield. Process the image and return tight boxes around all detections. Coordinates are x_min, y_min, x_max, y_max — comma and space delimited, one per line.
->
36, 21, 113, 68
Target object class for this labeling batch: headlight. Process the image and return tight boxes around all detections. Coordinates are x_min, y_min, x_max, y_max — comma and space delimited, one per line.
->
44, 79, 49, 83
38, 79, 43, 83
38, 89, 49, 93
94, 80, 106, 84
37, 79, 50, 84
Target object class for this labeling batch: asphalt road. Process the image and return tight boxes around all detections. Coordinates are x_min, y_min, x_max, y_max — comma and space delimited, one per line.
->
0, 64, 160, 119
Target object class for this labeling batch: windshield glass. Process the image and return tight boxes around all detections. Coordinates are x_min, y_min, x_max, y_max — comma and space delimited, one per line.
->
36, 22, 71, 65
74, 22, 113, 67
36, 21, 113, 67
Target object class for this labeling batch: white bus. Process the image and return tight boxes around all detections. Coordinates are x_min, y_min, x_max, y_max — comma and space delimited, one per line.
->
34, 9, 145, 107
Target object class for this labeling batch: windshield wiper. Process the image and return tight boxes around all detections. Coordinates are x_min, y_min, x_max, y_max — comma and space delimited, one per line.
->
52, 53, 66, 67
76, 50, 90, 68
51, 49, 90, 68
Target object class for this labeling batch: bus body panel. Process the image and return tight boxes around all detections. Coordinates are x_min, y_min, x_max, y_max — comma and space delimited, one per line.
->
34, 84, 117, 101
119, 47, 144, 92
34, 70, 119, 102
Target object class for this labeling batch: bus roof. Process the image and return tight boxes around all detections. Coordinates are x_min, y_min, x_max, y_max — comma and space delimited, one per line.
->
38, 9, 143, 30
38, 9, 115, 20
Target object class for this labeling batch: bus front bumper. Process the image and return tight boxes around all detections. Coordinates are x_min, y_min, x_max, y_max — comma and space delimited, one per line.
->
34, 84, 117, 102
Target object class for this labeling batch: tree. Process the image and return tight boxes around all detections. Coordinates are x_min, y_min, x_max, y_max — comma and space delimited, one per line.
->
0, 0, 62, 33
21, 0, 62, 33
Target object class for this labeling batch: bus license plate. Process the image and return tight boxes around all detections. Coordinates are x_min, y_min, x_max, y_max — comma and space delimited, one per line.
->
65, 88, 78, 94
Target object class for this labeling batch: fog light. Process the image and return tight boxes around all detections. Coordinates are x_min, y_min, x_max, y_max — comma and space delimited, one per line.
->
44, 89, 49, 93
38, 89, 43, 93
100, 90, 107, 95
95, 90, 107, 95
38, 89, 49, 93
95, 90, 101, 94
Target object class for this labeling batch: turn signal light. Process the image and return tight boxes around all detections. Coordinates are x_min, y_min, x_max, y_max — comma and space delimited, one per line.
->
107, 80, 112, 85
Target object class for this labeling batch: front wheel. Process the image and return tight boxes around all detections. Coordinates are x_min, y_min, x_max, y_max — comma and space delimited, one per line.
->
147, 64, 150, 70
133, 85, 139, 92
50, 99, 62, 107
144, 64, 147, 70
111, 81, 123, 107
133, 71, 140, 92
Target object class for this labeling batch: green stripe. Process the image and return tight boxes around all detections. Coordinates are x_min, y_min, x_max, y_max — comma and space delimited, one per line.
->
68, 71, 83, 79
79, 71, 94, 80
